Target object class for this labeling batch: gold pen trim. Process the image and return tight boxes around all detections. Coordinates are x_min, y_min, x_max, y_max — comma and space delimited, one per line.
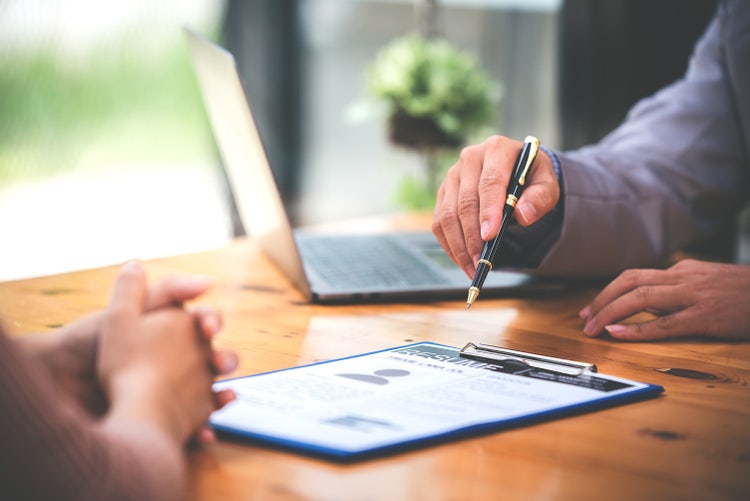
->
477, 259, 493, 269
518, 136, 541, 186
466, 286, 480, 309
505, 194, 518, 207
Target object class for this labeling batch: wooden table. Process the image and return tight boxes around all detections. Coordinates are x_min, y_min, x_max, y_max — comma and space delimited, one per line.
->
1, 216, 749, 500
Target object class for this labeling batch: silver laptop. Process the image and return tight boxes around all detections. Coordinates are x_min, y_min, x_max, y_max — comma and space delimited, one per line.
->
185, 28, 557, 303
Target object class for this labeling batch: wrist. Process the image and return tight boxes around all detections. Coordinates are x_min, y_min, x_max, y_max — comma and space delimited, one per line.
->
104, 370, 186, 447
540, 146, 562, 181
97, 415, 188, 500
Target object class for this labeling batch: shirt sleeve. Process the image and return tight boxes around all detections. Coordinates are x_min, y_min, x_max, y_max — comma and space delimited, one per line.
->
503, 2, 750, 277
0, 326, 185, 501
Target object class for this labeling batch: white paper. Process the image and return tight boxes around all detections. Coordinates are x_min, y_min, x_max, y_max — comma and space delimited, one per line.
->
211, 343, 651, 455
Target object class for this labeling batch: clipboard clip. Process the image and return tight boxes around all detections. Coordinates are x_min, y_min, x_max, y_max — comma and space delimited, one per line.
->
459, 342, 597, 376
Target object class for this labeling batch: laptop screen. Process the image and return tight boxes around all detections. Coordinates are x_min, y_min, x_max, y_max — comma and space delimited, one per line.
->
185, 28, 312, 299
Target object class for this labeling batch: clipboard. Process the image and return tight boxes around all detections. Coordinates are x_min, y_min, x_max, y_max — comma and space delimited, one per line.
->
210, 342, 664, 461
459, 342, 597, 376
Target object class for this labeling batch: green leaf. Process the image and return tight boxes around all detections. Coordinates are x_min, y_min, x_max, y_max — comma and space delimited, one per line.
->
365, 34, 501, 144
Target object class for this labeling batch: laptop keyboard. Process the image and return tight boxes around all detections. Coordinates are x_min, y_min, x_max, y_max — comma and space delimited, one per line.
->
298, 235, 452, 289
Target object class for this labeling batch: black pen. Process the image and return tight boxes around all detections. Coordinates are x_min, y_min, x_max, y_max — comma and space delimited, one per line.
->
466, 136, 541, 309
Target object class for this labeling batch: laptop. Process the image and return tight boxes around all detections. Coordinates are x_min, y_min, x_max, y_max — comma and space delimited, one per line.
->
185, 28, 558, 303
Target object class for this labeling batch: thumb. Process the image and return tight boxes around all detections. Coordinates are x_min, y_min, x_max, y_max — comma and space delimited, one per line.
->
109, 260, 148, 317
515, 185, 546, 226
514, 155, 559, 227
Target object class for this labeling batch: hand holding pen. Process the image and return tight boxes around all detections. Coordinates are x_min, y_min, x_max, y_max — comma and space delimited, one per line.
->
466, 136, 541, 308
432, 135, 560, 302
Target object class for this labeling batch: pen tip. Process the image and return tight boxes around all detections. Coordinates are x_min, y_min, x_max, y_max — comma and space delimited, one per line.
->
466, 287, 479, 309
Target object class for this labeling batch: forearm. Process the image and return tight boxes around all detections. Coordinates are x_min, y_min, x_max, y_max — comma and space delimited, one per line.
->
97, 418, 187, 501
14, 312, 103, 371
0, 331, 187, 501
513, 11, 748, 277
535, 136, 746, 277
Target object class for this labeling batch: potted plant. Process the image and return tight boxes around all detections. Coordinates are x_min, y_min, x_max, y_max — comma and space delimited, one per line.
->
363, 33, 501, 208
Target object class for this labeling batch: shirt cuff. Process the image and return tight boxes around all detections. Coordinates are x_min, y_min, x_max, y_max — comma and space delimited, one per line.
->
542, 146, 562, 181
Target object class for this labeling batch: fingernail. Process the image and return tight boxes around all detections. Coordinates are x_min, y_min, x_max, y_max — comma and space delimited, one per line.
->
604, 324, 627, 337
583, 318, 597, 336
480, 221, 491, 240
180, 275, 213, 290
216, 350, 239, 374
122, 260, 143, 273
579, 305, 591, 319
197, 427, 216, 445
517, 203, 537, 225
216, 388, 237, 407
202, 314, 221, 336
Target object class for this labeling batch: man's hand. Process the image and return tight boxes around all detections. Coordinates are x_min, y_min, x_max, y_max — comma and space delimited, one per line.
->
432, 135, 560, 278
580, 259, 750, 341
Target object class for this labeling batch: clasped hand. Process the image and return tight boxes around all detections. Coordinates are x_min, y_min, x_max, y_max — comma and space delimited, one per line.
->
26, 261, 238, 447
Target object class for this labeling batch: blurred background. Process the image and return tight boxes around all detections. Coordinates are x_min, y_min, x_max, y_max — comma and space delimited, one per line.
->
2, 0, 736, 282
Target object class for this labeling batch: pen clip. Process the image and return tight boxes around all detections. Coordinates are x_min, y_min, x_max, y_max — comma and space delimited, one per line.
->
517, 136, 540, 186
459, 342, 597, 376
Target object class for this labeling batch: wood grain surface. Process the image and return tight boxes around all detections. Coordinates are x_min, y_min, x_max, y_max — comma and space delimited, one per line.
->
2, 215, 748, 501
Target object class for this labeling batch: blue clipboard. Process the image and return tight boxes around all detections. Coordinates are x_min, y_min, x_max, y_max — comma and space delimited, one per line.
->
210, 342, 664, 461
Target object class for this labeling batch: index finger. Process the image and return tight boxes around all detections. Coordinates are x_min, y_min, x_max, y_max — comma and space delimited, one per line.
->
145, 275, 214, 311
108, 260, 148, 317
588, 269, 680, 317
477, 136, 520, 241
582, 268, 681, 334
432, 153, 478, 277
